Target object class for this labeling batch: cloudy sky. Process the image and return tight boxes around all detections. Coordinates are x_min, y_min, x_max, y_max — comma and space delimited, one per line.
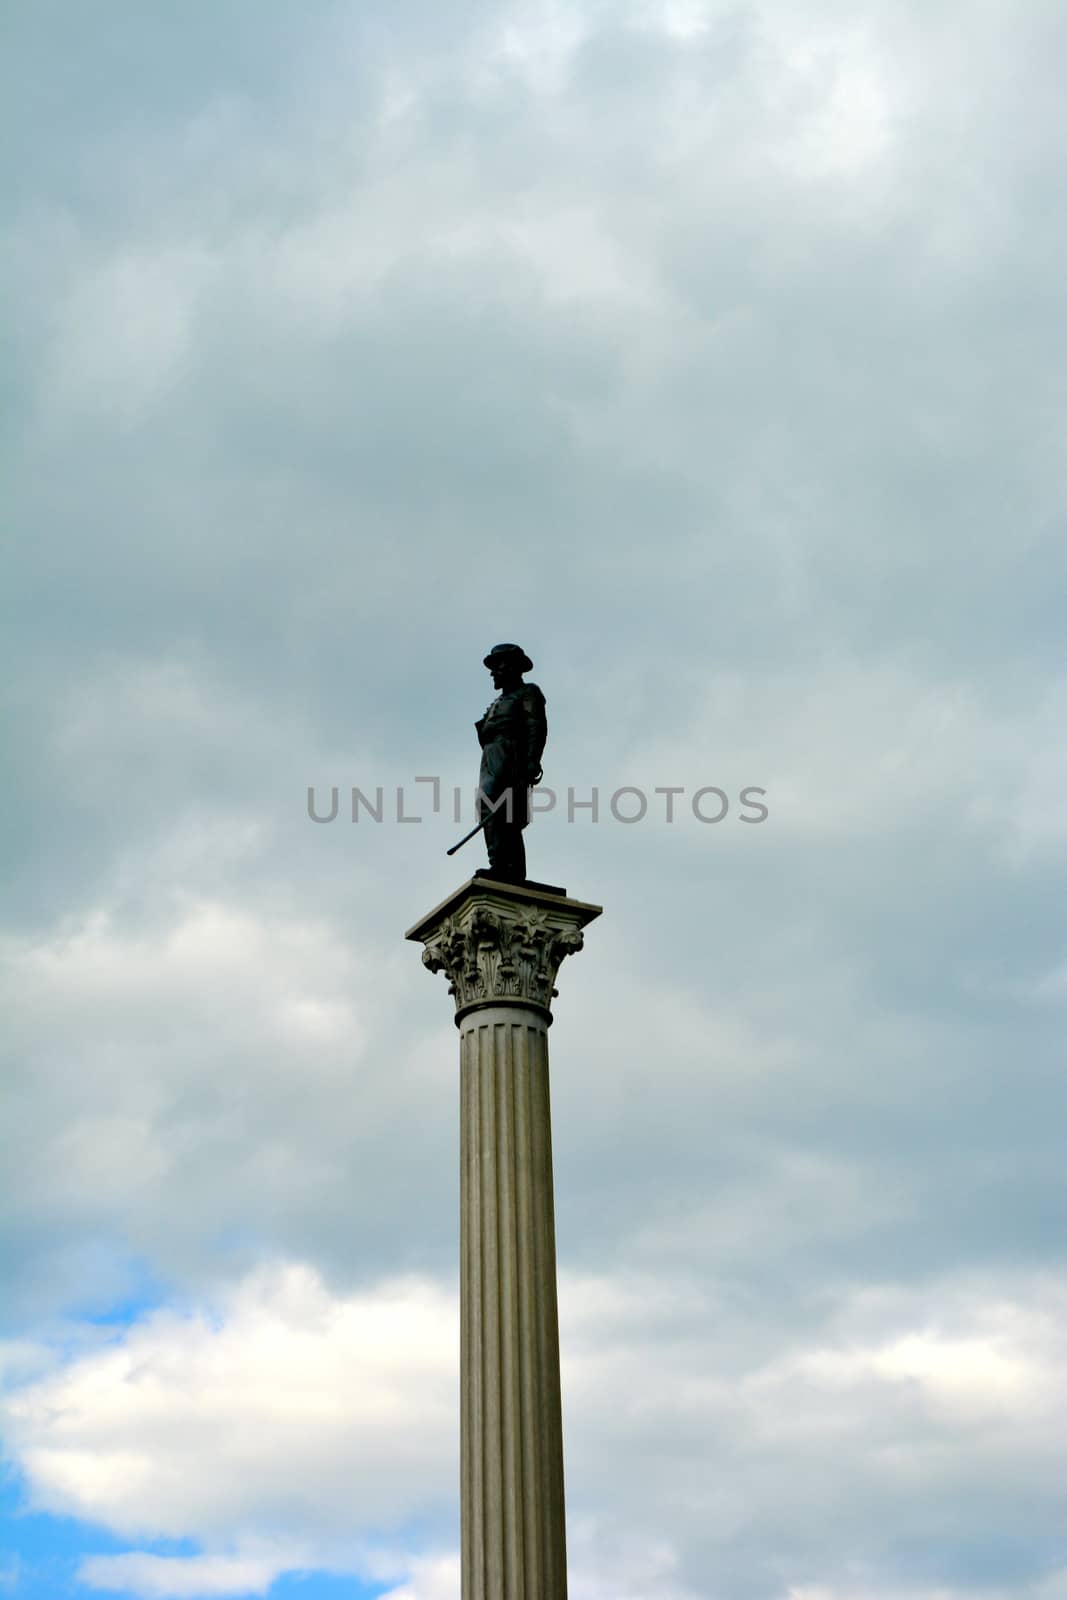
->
2, 1, 1065, 1597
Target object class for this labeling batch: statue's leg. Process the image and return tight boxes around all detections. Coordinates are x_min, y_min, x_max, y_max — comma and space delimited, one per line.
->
498, 823, 526, 883
481, 814, 526, 883
482, 809, 502, 870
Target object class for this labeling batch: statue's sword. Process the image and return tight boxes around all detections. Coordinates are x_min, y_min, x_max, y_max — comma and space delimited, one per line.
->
446, 817, 487, 857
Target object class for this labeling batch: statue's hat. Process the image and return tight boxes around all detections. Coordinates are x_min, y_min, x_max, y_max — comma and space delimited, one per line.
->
483, 642, 533, 672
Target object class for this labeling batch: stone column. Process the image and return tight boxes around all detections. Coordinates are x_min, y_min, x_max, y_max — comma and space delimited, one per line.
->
406, 877, 602, 1600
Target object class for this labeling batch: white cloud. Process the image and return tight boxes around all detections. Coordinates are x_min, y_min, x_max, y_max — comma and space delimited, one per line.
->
78, 1550, 287, 1599
787, 1578, 1067, 1600
613, 659, 1067, 851
379, 1553, 462, 1600
0, 858, 452, 1309
43, 246, 212, 426
489, 1, 592, 97
2, 1262, 1062, 1597
3, 1265, 457, 1542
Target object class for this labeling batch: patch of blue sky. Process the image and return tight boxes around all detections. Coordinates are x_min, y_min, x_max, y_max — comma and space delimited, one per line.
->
0, 1481, 187, 1599
0, 1491, 403, 1600
0, 1476, 448, 1600
270, 1572, 396, 1600
67, 1266, 171, 1330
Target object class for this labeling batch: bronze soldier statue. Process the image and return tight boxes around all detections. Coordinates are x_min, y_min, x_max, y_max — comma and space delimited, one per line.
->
475, 643, 547, 884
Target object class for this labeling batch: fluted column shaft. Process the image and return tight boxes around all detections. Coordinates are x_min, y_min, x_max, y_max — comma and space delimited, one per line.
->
460, 1004, 565, 1600
406, 878, 601, 1600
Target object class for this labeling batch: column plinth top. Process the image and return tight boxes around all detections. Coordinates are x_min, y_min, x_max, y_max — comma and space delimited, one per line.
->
406, 877, 602, 1026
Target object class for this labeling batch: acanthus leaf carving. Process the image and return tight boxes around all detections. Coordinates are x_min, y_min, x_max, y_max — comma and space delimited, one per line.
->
419, 898, 586, 1016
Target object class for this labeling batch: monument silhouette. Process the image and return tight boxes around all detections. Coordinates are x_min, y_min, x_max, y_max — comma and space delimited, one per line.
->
407, 644, 601, 1598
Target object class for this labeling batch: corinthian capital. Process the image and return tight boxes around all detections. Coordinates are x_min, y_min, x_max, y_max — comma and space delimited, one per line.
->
407, 879, 601, 1025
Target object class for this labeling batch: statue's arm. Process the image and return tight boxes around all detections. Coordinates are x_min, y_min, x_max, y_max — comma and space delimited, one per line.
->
521, 685, 548, 780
